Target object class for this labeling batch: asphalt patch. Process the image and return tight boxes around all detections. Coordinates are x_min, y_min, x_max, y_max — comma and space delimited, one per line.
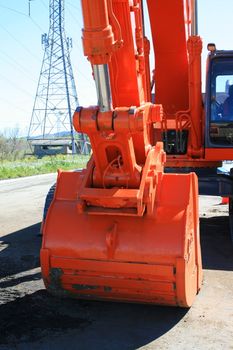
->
0, 290, 91, 345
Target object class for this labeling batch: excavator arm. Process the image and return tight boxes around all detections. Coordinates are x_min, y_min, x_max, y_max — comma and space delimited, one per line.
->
40, 0, 202, 307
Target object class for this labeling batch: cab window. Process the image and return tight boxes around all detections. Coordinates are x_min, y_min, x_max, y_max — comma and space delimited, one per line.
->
210, 59, 233, 145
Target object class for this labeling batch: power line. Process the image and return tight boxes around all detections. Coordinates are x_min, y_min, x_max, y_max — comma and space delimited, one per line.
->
66, 1, 81, 12
66, 4, 83, 28
29, 16, 45, 32
0, 23, 41, 63
73, 63, 94, 84
0, 97, 29, 114
40, 0, 48, 10
28, 0, 47, 32
0, 50, 38, 83
65, 5, 93, 84
0, 4, 27, 17
0, 2, 92, 86
0, 3, 46, 35
0, 72, 34, 98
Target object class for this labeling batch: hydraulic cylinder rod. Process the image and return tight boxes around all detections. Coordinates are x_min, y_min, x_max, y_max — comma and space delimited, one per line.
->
191, 0, 198, 36
81, 0, 115, 111
93, 64, 112, 112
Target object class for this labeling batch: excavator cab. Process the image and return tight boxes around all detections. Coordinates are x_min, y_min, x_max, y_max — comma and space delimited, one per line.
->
206, 47, 233, 150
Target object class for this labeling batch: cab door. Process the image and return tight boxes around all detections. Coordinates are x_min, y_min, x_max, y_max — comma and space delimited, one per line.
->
205, 53, 233, 160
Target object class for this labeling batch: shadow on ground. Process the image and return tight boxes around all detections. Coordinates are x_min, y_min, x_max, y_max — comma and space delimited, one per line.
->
0, 223, 41, 278
200, 216, 233, 270
0, 290, 187, 349
0, 215, 232, 349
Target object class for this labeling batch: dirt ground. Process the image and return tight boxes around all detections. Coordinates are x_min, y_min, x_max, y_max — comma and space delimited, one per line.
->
0, 175, 232, 350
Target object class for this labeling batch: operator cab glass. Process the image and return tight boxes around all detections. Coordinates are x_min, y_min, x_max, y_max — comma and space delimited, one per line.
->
209, 58, 233, 146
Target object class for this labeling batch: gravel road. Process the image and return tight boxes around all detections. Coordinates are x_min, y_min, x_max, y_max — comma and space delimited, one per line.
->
0, 174, 232, 350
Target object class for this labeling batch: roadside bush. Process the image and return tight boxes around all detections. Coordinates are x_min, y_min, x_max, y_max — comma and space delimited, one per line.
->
0, 154, 89, 179
0, 129, 90, 179
0, 131, 30, 161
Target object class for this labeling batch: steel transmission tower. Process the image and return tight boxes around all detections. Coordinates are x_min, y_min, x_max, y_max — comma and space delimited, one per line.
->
28, 0, 88, 155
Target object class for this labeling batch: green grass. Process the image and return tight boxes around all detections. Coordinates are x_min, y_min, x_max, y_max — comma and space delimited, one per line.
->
0, 155, 90, 180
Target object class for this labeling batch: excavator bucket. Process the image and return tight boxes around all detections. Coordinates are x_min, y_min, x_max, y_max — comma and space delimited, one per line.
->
41, 164, 202, 307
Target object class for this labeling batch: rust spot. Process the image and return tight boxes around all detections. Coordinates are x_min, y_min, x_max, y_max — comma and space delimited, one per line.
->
49, 268, 63, 290
72, 284, 99, 291
48, 268, 73, 298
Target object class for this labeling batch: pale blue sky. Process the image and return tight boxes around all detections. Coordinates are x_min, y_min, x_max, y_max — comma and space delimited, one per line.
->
0, 0, 233, 135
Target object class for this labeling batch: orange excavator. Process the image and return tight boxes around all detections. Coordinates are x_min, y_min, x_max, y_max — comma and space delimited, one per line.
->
40, 0, 233, 307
